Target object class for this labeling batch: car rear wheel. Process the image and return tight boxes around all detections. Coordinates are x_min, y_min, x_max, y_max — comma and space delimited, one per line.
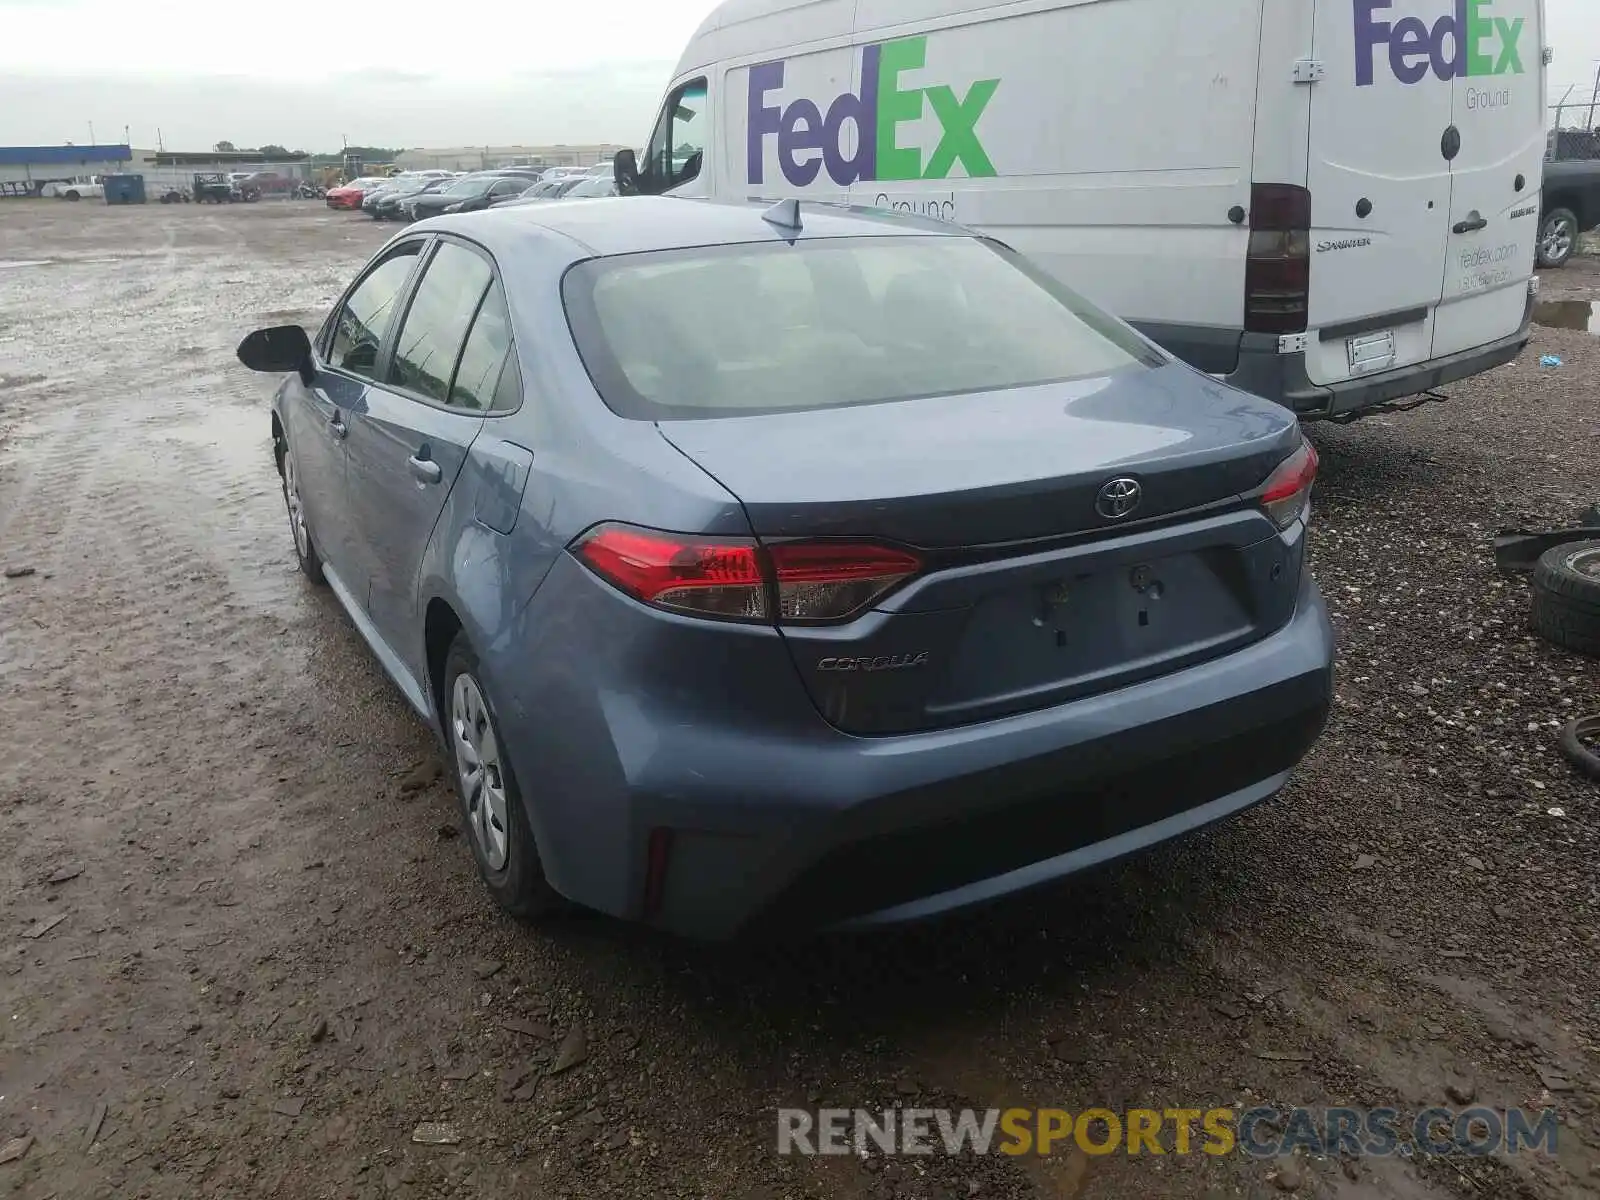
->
1531, 540, 1600, 657
64, 190, 80, 201
443, 635, 563, 919
277, 435, 326, 585
1539, 208, 1580, 269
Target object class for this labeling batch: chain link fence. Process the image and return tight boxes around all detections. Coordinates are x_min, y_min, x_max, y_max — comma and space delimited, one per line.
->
1548, 86, 1600, 160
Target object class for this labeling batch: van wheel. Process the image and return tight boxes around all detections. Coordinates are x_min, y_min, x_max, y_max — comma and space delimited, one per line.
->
1539, 208, 1580, 269
64, 190, 80, 202
1531, 540, 1600, 657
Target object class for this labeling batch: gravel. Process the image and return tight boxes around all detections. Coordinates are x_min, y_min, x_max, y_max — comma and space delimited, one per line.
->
0, 203, 1597, 1199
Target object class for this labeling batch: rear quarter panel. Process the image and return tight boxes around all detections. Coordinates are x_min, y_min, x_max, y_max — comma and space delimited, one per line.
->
413, 233, 752, 729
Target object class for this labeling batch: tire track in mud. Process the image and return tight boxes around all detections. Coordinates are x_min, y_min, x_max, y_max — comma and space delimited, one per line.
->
0, 210, 394, 1189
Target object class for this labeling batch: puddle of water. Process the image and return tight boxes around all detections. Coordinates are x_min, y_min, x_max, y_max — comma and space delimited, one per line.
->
0, 260, 51, 270
1533, 299, 1600, 334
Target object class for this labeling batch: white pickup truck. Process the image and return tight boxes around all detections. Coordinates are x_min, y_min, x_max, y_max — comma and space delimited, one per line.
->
41, 176, 106, 201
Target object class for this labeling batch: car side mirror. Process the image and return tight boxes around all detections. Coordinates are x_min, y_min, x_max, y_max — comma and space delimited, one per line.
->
614, 149, 641, 196
237, 324, 313, 383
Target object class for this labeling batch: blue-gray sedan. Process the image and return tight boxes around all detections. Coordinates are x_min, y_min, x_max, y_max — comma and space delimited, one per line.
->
237, 196, 1335, 939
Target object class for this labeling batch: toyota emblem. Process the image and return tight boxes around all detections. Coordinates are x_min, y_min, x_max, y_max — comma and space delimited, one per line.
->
1095, 477, 1142, 520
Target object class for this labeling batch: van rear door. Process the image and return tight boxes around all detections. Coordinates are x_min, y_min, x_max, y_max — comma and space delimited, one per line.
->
1432, 0, 1544, 359
1303, 0, 1457, 390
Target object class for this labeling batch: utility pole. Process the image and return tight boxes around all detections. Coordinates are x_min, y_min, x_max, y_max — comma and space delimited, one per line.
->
1587, 61, 1600, 130
88, 121, 96, 145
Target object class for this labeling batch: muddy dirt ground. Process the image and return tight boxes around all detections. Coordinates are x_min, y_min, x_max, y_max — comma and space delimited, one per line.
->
1, 202, 1598, 1200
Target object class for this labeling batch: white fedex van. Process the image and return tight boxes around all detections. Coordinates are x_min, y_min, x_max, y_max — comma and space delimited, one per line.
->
619, 0, 1548, 419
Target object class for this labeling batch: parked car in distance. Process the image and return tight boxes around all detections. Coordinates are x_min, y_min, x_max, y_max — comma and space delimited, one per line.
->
237, 197, 1335, 938
560, 176, 618, 199
226, 173, 262, 202
193, 173, 237, 203
489, 178, 569, 208
41, 175, 105, 201
1538, 158, 1600, 269
499, 176, 594, 208
326, 177, 389, 210
373, 178, 450, 220
241, 171, 295, 197
402, 173, 530, 220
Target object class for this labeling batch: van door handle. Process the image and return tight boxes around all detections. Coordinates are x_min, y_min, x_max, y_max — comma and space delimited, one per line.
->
328, 414, 347, 440
408, 454, 442, 484
1453, 215, 1489, 235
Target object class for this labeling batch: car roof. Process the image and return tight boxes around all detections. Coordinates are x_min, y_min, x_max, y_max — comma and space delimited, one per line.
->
422, 196, 968, 259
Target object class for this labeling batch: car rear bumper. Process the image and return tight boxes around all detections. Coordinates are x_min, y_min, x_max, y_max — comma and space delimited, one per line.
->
1225, 298, 1534, 419
500, 556, 1335, 940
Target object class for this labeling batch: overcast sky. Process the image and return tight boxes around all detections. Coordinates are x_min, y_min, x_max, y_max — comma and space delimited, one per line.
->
0, 0, 1596, 151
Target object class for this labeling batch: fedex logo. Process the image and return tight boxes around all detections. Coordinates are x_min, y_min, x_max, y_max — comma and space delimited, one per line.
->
1355, 0, 1525, 86
747, 37, 999, 187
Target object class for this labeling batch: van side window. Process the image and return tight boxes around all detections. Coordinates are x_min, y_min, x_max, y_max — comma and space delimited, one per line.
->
645, 78, 707, 190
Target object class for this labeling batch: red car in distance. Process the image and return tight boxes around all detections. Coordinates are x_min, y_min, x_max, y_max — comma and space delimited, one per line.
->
325, 177, 389, 210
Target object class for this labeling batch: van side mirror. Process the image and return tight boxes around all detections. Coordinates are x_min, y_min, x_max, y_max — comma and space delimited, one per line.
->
237, 324, 312, 382
614, 149, 641, 196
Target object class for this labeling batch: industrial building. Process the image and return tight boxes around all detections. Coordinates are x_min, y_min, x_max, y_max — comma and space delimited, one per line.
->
0, 144, 319, 198
394, 143, 627, 172
0, 144, 133, 194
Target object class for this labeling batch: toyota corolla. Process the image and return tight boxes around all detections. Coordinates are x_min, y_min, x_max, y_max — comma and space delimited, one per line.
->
237, 197, 1335, 939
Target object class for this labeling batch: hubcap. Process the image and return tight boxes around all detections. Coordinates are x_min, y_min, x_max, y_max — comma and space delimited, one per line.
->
283, 450, 310, 559
1565, 546, 1600, 581
1544, 217, 1575, 262
451, 674, 509, 872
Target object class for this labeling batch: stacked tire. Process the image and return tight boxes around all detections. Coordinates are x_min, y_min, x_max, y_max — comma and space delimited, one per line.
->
1532, 541, 1600, 657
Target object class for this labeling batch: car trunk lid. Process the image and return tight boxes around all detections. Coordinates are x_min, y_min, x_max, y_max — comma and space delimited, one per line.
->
657, 367, 1307, 734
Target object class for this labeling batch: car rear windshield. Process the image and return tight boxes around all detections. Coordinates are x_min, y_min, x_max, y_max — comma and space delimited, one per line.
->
562, 235, 1164, 420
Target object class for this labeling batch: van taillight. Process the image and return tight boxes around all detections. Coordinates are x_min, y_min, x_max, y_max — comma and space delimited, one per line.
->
572, 524, 922, 624
1245, 184, 1312, 335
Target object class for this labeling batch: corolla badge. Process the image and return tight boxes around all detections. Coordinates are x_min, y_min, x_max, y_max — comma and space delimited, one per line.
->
1095, 477, 1143, 520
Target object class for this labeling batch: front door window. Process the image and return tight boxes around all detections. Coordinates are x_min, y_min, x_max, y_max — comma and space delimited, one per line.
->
645, 78, 707, 191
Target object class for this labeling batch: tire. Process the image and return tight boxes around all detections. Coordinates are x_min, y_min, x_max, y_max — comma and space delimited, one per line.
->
1538, 207, 1580, 269
442, 634, 563, 919
1560, 714, 1600, 782
64, 190, 80, 202
275, 434, 326, 586
1531, 540, 1600, 657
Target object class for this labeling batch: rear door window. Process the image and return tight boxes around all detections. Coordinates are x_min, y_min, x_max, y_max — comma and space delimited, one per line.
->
386, 242, 493, 404
449, 282, 519, 413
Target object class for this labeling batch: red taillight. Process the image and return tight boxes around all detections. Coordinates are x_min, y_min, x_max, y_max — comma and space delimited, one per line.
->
1260, 439, 1319, 529
767, 541, 922, 623
1245, 184, 1311, 335
572, 523, 922, 624
572, 524, 767, 620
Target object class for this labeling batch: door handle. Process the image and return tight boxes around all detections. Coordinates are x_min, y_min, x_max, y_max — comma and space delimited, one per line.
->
1453, 215, 1489, 235
328, 414, 347, 440
408, 454, 442, 484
